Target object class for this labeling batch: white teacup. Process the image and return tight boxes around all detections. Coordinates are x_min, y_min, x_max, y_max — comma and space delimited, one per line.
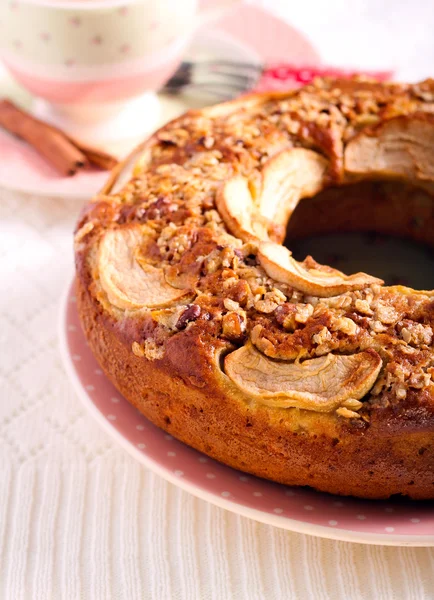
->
0, 0, 240, 143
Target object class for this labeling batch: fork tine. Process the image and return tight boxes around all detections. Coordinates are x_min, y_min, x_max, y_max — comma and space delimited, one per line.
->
162, 86, 234, 100
193, 65, 262, 81
161, 59, 264, 98
193, 71, 260, 86
194, 59, 263, 73
164, 80, 256, 94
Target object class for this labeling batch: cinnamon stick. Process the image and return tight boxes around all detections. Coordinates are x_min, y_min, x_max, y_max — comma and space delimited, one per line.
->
0, 99, 119, 176
0, 99, 88, 176
70, 139, 118, 171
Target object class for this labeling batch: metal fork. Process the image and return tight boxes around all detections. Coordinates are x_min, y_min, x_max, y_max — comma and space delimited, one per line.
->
161, 59, 264, 99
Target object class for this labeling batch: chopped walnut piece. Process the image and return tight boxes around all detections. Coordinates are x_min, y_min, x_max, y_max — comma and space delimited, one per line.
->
152, 306, 186, 331
354, 298, 373, 315
324, 295, 353, 309
223, 298, 241, 312
375, 302, 399, 324
251, 324, 275, 355
331, 316, 358, 335
369, 320, 387, 333
401, 328, 412, 343
400, 322, 433, 346
276, 302, 315, 330
204, 249, 223, 274
312, 327, 332, 345
220, 247, 235, 268
222, 277, 239, 290
395, 385, 407, 400
176, 304, 202, 329
268, 288, 287, 305
255, 299, 278, 314
274, 303, 298, 331
255, 291, 282, 314
222, 311, 247, 341
225, 279, 251, 306
295, 303, 314, 324
409, 372, 431, 389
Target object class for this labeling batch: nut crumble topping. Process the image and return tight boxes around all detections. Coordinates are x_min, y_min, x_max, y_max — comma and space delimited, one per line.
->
77, 77, 434, 420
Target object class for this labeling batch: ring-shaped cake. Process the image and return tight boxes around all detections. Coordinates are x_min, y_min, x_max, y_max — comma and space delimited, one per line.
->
75, 78, 434, 499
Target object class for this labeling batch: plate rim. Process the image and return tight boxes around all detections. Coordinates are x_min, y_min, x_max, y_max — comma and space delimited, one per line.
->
58, 278, 434, 547
0, 127, 110, 199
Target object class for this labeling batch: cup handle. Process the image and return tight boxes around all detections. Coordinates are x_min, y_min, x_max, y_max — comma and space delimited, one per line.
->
195, 0, 243, 28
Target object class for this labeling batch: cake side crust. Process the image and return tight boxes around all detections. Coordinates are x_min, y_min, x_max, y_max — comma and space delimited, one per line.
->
77, 275, 434, 499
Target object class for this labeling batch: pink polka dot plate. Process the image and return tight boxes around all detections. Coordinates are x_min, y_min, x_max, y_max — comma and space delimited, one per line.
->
60, 282, 434, 546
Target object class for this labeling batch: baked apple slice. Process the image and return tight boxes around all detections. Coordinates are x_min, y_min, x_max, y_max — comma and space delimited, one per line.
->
216, 148, 328, 243
98, 225, 191, 310
225, 342, 382, 412
345, 113, 434, 181
258, 242, 382, 297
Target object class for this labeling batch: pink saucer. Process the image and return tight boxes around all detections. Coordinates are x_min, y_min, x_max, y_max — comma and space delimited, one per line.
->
60, 281, 434, 546
0, 4, 320, 199
0, 129, 109, 198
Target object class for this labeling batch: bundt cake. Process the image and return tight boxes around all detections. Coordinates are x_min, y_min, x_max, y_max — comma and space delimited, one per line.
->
75, 78, 434, 499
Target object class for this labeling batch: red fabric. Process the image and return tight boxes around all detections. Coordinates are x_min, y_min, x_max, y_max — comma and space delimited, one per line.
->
255, 64, 393, 91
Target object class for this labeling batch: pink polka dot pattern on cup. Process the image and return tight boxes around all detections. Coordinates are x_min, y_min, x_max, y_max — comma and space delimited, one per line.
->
119, 44, 130, 55
64, 281, 434, 544
69, 17, 81, 28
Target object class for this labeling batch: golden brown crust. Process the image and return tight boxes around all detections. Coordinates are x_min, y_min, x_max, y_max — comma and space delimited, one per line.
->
77, 277, 434, 499
75, 78, 434, 498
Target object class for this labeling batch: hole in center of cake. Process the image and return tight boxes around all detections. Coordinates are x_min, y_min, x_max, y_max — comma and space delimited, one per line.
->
285, 180, 434, 289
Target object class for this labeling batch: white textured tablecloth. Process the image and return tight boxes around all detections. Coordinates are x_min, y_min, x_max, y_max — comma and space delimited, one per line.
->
3, 1, 434, 597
